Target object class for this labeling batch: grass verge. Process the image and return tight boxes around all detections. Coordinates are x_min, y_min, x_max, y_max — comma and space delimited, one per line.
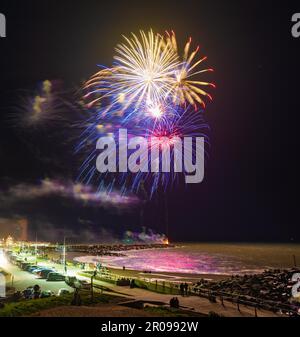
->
0, 292, 121, 317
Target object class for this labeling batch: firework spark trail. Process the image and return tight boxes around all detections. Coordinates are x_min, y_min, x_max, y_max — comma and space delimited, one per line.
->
164, 31, 216, 108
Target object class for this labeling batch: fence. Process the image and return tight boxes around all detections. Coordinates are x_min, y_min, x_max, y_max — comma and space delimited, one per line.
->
191, 286, 299, 316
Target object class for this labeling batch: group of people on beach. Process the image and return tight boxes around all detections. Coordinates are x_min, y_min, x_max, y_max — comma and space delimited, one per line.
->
169, 297, 180, 308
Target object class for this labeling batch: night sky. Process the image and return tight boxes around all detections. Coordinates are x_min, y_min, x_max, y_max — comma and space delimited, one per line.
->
0, 0, 299, 242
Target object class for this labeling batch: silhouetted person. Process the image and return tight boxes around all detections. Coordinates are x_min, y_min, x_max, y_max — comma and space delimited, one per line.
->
130, 279, 135, 288
184, 283, 188, 296
71, 288, 82, 306
33, 284, 41, 299
170, 297, 175, 307
180, 283, 184, 296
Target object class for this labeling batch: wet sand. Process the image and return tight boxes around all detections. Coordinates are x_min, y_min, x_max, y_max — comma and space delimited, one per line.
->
106, 266, 229, 282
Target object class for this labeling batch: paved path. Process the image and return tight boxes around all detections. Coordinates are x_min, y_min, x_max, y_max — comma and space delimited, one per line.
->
78, 274, 280, 317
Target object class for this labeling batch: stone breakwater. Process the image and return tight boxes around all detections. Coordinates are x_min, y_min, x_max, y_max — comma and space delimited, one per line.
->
67, 243, 173, 257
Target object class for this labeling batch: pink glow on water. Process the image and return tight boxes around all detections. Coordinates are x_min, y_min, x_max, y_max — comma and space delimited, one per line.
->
75, 246, 264, 275
74, 243, 300, 275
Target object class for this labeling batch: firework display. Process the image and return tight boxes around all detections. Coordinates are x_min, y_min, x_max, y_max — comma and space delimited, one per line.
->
9, 30, 214, 199
78, 30, 214, 197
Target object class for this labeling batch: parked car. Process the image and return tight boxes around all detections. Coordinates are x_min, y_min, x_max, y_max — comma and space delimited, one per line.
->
24, 264, 34, 271
37, 269, 54, 279
15, 258, 23, 265
40, 290, 54, 298
26, 265, 39, 273
57, 288, 70, 296
20, 262, 32, 270
32, 266, 48, 274
47, 272, 65, 282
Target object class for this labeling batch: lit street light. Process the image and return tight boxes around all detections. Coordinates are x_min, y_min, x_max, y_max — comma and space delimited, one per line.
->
63, 237, 67, 274
35, 233, 38, 265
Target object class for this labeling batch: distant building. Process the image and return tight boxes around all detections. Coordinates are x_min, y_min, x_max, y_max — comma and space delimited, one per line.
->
5, 235, 14, 247
0, 218, 29, 241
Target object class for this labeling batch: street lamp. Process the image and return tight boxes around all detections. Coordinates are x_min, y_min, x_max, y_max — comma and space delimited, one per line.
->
63, 237, 67, 274
91, 270, 97, 303
35, 233, 38, 265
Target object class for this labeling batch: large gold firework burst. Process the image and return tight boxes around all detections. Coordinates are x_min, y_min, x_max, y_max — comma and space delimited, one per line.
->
83, 30, 214, 114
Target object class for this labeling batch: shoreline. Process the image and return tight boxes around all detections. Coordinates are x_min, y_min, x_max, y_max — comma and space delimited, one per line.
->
46, 242, 300, 283
71, 253, 232, 282
69, 246, 265, 281
68, 250, 233, 282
